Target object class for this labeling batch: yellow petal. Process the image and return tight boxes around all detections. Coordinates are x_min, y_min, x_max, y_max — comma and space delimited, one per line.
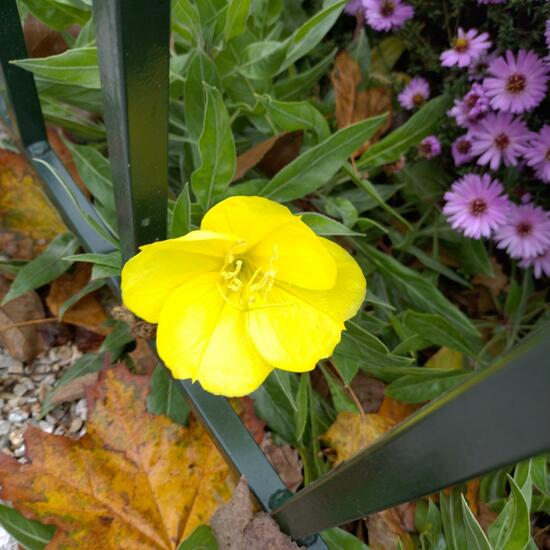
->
248, 220, 337, 290
247, 238, 366, 372
201, 196, 295, 248
121, 231, 234, 323
157, 273, 272, 396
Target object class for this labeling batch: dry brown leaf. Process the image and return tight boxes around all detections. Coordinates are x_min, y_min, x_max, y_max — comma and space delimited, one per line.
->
331, 50, 361, 129
366, 507, 415, 550
257, 131, 303, 177
23, 14, 68, 58
240, 396, 266, 444
377, 396, 421, 425
261, 433, 303, 492
0, 276, 45, 362
0, 365, 235, 549
321, 411, 394, 466
128, 338, 158, 375
244, 513, 302, 550
0, 149, 67, 258
48, 372, 99, 407
46, 263, 109, 335
350, 372, 386, 413
233, 134, 282, 182
466, 478, 480, 517
472, 257, 508, 295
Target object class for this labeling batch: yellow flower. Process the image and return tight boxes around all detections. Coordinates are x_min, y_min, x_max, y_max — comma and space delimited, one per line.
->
121, 196, 366, 397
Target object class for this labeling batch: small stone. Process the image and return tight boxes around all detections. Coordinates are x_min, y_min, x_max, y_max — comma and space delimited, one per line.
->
7, 397, 22, 408
7, 361, 24, 374
53, 426, 65, 436
0, 420, 10, 437
38, 384, 51, 402
69, 417, 83, 433
12, 382, 29, 398
1, 447, 14, 457
38, 421, 54, 434
75, 399, 87, 420
14, 445, 26, 458
8, 409, 29, 424
9, 430, 24, 447
45, 414, 58, 425
42, 374, 56, 386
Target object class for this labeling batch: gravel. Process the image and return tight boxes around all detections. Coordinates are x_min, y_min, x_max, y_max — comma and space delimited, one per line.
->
0, 343, 88, 463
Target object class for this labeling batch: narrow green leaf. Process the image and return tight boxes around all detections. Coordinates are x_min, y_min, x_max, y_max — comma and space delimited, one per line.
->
59, 278, 106, 319
300, 212, 363, 236
12, 47, 100, 89
224, 0, 251, 41
172, 0, 202, 46
99, 321, 134, 360
263, 116, 386, 202
322, 527, 371, 549
147, 364, 190, 426
22, 0, 89, 30
2, 234, 78, 305
64, 251, 122, 270
440, 488, 467, 550
358, 96, 451, 169
177, 525, 218, 550
295, 373, 310, 442
191, 85, 236, 209
321, 366, 358, 414
0, 504, 55, 550
239, 41, 288, 79
461, 495, 492, 550
170, 183, 192, 237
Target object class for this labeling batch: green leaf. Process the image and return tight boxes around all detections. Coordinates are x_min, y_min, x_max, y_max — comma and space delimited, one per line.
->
263, 116, 386, 202
301, 213, 362, 236
461, 496, 492, 550
322, 527, 371, 549
41, 353, 104, 417
0, 504, 55, 550
440, 488, 467, 550
224, 0, 251, 41
21, 0, 89, 30
177, 525, 219, 550
488, 476, 530, 550
385, 370, 472, 403
401, 311, 482, 357
354, 241, 479, 338
191, 85, 236, 209
100, 321, 134, 360
12, 47, 100, 89
371, 36, 405, 75
239, 41, 288, 79
283, 0, 346, 70
64, 251, 122, 270
42, 99, 105, 140
172, 0, 202, 47
358, 96, 451, 169
321, 366, 358, 414
170, 183, 192, 237
295, 373, 310, 442
59, 278, 106, 319
2, 234, 78, 305
147, 364, 190, 426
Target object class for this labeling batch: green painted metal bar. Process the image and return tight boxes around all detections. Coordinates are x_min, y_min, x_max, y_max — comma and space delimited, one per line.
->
93, 0, 169, 262
0, 0, 46, 148
272, 330, 550, 538
91, 3, 327, 547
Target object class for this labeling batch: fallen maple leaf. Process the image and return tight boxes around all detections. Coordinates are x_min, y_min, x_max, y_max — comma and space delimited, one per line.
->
46, 263, 109, 336
0, 364, 235, 549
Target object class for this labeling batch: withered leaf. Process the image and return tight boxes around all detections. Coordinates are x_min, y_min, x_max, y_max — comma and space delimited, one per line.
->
233, 135, 282, 182
261, 433, 303, 492
331, 51, 361, 130
366, 507, 415, 550
0, 364, 235, 549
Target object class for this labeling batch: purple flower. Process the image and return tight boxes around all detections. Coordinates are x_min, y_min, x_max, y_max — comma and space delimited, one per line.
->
523, 125, 550, 184
495, 203, 550, 259
470, 112, 532, 170
452, 134, 476, 166
363, 0, 414, 32
398, 77, 430, 110
483, 50, 549, 114
443, 174, 510, 239
448, 83, 490, 127
476, 0, 506, 4
519, 247, 550, 279
345, 0, 364, 15
440, 28, 491, 68
418, 135, 441, 159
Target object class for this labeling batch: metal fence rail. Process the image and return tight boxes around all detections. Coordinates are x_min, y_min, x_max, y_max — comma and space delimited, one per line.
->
1, 0, 549, 546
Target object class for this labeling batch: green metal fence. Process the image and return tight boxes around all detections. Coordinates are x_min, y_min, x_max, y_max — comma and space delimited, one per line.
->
1, 1, 549, 547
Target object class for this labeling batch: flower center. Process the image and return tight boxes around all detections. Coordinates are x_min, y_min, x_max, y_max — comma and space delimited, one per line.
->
453, 37, 469, 53
506, 74, 526, 95
469, 198, 487, 215
419, 142, 432, 156
219, 244, 278, 310
412, 93, 425, 106
466, 94, 479, 109
494, 133, 510, 150
517, 222, 532, 237
381, 1, 395, 16
457, 140, 471, 154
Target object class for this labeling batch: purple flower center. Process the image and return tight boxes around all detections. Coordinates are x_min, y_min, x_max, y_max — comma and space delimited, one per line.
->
457, 140, 471, 154
466, 94, 479, 108
469, 198, 487, 215
412, 93, 425, 106
494, 133, 510, 150
517, 222, 532, 237
381, 1, 395, 16
506, 74, 526, 95
419, 142, 432, 156
453, 38, 469, 53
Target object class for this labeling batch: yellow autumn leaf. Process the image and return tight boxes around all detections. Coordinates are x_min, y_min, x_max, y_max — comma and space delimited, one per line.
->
0, 365, 235, 549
